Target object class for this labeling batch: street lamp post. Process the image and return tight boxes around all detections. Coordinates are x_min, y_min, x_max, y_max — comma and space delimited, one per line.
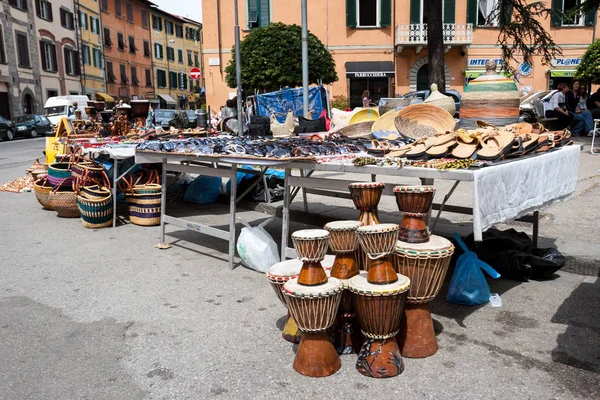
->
233, 0, 244, 135
301, 0, 309, 118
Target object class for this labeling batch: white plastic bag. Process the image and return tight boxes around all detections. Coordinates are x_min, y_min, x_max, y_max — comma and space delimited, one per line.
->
236, 217, 280, 273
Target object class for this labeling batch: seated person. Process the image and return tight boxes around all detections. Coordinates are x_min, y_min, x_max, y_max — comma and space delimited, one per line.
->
545, 83, 572, 130
567, 79, 594, 136
587, 87, 600, 119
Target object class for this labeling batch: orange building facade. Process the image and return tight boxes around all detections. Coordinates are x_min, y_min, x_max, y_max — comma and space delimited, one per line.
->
202, 0, 599, 108
101, 0, 155, 101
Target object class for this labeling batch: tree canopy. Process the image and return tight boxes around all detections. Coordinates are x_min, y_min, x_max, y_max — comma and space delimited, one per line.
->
576, 39, 600, 84
225, 23, 338, 92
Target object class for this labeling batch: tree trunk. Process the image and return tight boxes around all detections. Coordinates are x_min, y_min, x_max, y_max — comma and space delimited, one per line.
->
426, 0, 446, 93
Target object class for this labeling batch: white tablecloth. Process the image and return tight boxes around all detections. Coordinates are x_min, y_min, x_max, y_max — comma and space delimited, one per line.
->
82, 146, 136, 160
472, 145, 580, 240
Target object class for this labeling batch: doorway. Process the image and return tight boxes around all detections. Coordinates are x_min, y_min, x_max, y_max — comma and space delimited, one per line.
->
417, 64, 429, 91
24, 93, 34, 115
349, 77, 389, 108
0, 93, 10, 119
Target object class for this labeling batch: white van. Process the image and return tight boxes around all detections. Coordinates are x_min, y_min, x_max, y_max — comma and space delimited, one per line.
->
43, 95, 90, 125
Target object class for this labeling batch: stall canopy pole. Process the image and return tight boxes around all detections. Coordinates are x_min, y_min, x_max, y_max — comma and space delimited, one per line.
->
301, 0, 309, 118
234, 0, 244, 135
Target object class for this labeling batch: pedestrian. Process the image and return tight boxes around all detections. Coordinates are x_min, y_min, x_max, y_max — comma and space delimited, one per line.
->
362, 90, 371, 108
544, 83, 572, 129
246, 99, 254, 124
566, 79, 594, 136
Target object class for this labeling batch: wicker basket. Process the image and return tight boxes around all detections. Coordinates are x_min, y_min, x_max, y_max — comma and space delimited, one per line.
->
395, 103, 457, 134
378, 98, 411, 115
126, 192, 162, 226
348, 108, 380, 125
371, 110, 402, 139
80, 185, 112, 200
47, 162, 73, 186
33, 178, 54, 210
132, 183, 162, 195
335, 121, 374, 138
77, 193, 113, 229
48, 181, 79, 218
72, 161, 106, 192
423, 84, 456, 116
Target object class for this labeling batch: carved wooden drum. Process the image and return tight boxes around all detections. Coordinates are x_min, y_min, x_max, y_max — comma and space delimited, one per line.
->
348, 272, 410, 378
292, 229, 330, 286
393, 186, 436, 243
349, 182, 385, 271
267, 259, 303, 343
357, 223, 400, 285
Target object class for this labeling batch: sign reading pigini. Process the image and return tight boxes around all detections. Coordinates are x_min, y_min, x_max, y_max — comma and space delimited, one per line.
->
190, 67, 202, 80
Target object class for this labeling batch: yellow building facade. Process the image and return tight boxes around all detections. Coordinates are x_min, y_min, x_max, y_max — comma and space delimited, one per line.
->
75, 0, 105, 96
183, 18, 203, 109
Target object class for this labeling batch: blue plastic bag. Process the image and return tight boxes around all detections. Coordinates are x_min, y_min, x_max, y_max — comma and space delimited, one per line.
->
183, 175, 222, 204
447, 233, 501, 306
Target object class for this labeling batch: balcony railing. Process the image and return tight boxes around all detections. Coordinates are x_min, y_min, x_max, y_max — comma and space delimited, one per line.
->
395, 23, 473, 46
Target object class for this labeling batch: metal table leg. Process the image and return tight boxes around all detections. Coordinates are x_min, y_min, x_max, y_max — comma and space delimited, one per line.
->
532, 211, 539, 248
112, 158, 118, 228
431, 181, 461, 233
229, 163, 238, 269
301, 169, 308, 212
281, 167, 291, 261
156, 158, 171, 250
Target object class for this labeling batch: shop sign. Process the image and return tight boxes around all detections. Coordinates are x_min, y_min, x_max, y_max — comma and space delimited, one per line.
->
518, 62, 533, 76
351, 72, 388, 78
551, 58, 581, 67
468, 58, 504, 67
208, 58, 220, 66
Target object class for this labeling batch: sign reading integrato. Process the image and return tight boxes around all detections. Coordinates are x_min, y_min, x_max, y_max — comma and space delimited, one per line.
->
467, 58, 504, 67
551, 58, 582, 67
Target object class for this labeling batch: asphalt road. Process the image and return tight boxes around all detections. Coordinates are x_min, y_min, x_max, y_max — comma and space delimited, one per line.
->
0, 138, 598, 399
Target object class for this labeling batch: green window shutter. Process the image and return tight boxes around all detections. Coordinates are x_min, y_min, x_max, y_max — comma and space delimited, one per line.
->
444, 0, 455, 24
380, 0, 391, 27
585, 9, 596, 26
410, 0, 421, 24
85, 46, 91, 65
499, 0, 512, 28
346, 0, 356, 28
466, 0, 477, 25
248, 0, 258, 29
551, 0, 562, 27
259, 0, 269, 27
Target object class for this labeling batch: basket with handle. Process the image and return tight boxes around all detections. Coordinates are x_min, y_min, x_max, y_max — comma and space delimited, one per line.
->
126, 191, 162, 226
47, 147, 82, 187
33, 177, 54, 210
118, 169, 161, 196
77, 191, 113, 229
72, 159, 107, 192
48, 179, 80, 218
77, 169, 112, 198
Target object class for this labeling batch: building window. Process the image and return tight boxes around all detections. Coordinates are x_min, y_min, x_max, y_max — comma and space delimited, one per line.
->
559, 0, 585, 26
16, 32, 31, 68
141, 9, 149, 28
60, 8, 75, 30
145, 68, 152, 87
78, 11, 88, 30
166, 20, 174, 35
169, 71, 177, 89
114, 0, 122, 18
117, 32, 125, 51
47, 89, 59, 99
357, 0, 378, 27
9, 0, 27, 12
177, 49, 183, 63
126, 2, 133, 22
152, 15, 162, 31
90, 17, 100, 34
93, 47, 102, 67
40, 40, 57, 72
64, 47, 79, 75
143, 40, 151, 57
154, 43, 163, 59
36, 0, 53, 21
189, 77, 194, 91
131, 66, 139, 86
82, 44, 91, 65
176, 24, 183, 38
100, 0, 108, 12
180, 72, 187, 90
156, 69, 166, 88
475, 0, 499, 26
103, 27, 112, 47
120, 64, 128, 84
106, 61, 116, 82
0, 28, 6, 64
194, 52, 199, 67
128, 35, 137, 53
167, 46, 175, 61
247, 0, 270, 29
187, 50, 193, 66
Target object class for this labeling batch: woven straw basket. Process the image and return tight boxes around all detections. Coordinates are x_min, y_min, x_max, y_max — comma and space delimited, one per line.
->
33, 178, 54, 210
126, 192, 162, 226
48, 183, 80, 218
371, 110, 402, 139
348, 108, 380, 125
77, 193, 113, 229
335, 121, 374, 138
395, 103, 457, 134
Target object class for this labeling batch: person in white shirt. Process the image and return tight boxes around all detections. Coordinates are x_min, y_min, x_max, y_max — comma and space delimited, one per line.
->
545, 83, 572, 129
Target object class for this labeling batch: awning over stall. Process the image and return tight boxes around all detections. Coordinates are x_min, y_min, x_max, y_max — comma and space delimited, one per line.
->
158, 94, 177, 105
346, 61, 395, 78
95, 92, 115, 102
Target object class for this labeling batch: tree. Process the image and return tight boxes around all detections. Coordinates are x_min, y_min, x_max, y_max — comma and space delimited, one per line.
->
425, 0, 599, 92
225, 23, 338, 92
576, 39, 600, 84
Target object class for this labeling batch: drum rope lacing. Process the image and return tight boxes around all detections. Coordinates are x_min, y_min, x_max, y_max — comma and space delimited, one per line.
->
284, 290, 342, 333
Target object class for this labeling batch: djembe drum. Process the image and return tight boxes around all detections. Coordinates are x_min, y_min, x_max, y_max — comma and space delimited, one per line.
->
324, 220, 363, 354
394, 236, 455, 358
349, 272, 410, 378
349, 182, 386, 271
267, 256, 337, 344
393, 186, 436, 243
291, 229, 330, 286
356, 224, 400, 285
283, 277, 343, 377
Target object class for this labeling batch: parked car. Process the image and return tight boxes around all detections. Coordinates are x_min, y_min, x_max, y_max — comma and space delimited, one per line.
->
154, 109, 190, 129
13, 114, 53, 138
0, 115, 16, 141
185, 110, 198, 128
519, 90, 553, 122
402, 89, 462, 117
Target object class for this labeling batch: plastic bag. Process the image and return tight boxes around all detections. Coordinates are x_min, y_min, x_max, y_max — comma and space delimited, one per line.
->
183, 175, 222, 204
447, 233, 501, 306
236, 217, 280, 273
